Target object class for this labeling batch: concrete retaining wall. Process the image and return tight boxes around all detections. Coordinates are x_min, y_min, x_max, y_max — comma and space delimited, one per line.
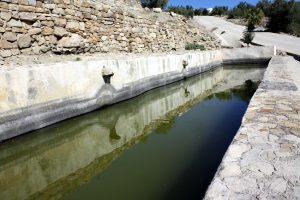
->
0, 46, 275, 141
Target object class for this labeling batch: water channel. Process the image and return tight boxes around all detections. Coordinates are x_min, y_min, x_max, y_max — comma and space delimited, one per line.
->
0, 65, 265, 200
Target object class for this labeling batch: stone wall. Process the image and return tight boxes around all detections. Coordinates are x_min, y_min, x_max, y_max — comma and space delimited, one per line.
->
0, 0, 220, 59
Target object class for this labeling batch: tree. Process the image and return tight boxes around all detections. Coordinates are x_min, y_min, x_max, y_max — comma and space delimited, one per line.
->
228, 2, 254, 18
245, 7, 264, 31
194, 8, 204, 16
267, 0, 300, 32
242, 30, 255, 46
168, 5, 194, 18
141, 0, 168, 9
202, 9, 209, 16
210, 6, 229, 16
256, 0, 272, 16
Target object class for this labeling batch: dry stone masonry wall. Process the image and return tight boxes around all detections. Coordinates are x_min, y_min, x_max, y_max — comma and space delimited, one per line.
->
0, 0, 221, 59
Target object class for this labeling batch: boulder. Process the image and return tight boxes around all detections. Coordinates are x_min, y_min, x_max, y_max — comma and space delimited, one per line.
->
54, 27, 68, 37
58, 34, 82, 48
54, 18, 66, 27
19, 12, 37, 21
0, 12, 12, 21
29, 28, 42, 35
42, 27, 54, 35
66, 21, 80, 32
2, 32, 17, 42
0, 39, 17, 49
0, 50, 12, 58
7, 19, 23, 28
17, 34, 32, 49
153, 8, 162, 13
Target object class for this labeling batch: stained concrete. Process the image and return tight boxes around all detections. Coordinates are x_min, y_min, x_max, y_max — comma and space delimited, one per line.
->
0, 46, 274, 141
205, 56, 300, 199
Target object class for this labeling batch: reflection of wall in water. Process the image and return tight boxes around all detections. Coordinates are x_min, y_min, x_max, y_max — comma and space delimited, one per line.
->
0, 67, 256, 200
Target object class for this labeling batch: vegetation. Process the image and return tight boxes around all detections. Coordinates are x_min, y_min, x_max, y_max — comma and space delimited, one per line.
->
245, 7, 264, 31
167, 6, 209, 18
185, 43, 205, 51
168, 5, 195, 18
141, 0, 168, 9
210, 6, 229, 16
267, 0, 300, 36
242, 30, 255, 46
228, 2, 254, 18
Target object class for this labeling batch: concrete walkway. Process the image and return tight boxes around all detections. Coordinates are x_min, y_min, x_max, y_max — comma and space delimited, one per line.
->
205, 56, 300, 199
194, 16, 300, 55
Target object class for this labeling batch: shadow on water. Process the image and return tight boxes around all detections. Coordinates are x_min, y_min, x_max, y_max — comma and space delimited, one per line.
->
0, 66, 265, 200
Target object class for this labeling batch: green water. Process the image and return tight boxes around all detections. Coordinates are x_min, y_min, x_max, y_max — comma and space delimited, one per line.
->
0, 66, 265, 200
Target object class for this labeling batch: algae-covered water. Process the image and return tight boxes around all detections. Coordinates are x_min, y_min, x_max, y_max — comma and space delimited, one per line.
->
0, 66, 265, 200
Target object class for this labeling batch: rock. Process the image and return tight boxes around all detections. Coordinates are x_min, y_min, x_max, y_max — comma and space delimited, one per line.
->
17, 34, 32, 48
28, 28, 42, 35
66, 21, 80, 32
32, 46, 40, 54
47, 35, 57, 44
170, 12, 177, 17
42, 27, 54, 35
7, 19, 23, 28
1, 12, 12, 21
101, 35, 108, 41
58, 34, 82, 48
19, 12, 37, 21
32, 20, 41, 28
79, 22, 85, 31
54, 27, 68, 37
0, 39, 17, 49
2, 32, 17, 42
11, 48, 20, 55
0, 50, 12, 58
149, 32, 156, 38
153, 8, 162, 13
54, 18, 66, 27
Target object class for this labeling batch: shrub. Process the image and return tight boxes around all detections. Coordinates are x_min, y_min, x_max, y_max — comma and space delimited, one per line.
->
210, 6, 229, 16
267, 0, 300, 36
185, 43, 205, 51
168, 5, 194, 18
245, 7, 264, 31
256, 0, 272, 16
228, 2, 254, 18
141, 0, 168, 9
242, 30, 255, 46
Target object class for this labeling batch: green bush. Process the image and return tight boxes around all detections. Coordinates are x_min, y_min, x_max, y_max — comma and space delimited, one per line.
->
168, 5, 194, 18
245, 7, 264, 31
210, 6, 229, 16
267, 0, 300, 36
242, 30, 255, 46
141, 0, 168, 9
185, 43, 205, 51
228, 2, 254, 18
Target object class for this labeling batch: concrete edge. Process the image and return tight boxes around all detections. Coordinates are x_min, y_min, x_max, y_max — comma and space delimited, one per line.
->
0, 52, 273, 141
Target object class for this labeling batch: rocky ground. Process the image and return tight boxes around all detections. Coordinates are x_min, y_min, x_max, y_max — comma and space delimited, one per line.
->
205, 56, 300, 199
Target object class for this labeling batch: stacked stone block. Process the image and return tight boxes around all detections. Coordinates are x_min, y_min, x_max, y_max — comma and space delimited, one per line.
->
0, 0, 220, 58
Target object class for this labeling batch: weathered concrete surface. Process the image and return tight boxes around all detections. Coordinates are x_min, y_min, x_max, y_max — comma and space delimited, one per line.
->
205, 56, 300, 199
0, 46, 274, 141
194, 16, 300, 55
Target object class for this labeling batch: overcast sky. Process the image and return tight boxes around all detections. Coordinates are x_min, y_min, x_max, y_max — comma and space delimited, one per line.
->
168, 0, 260, 8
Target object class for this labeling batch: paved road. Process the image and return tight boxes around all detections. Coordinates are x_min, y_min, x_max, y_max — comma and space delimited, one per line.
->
194, 16, 300, 55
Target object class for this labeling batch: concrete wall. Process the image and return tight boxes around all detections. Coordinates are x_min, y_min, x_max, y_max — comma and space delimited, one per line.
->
0, 46, 275, 141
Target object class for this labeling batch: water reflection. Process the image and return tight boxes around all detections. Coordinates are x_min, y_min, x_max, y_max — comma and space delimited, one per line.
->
0, 66, 265, 200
